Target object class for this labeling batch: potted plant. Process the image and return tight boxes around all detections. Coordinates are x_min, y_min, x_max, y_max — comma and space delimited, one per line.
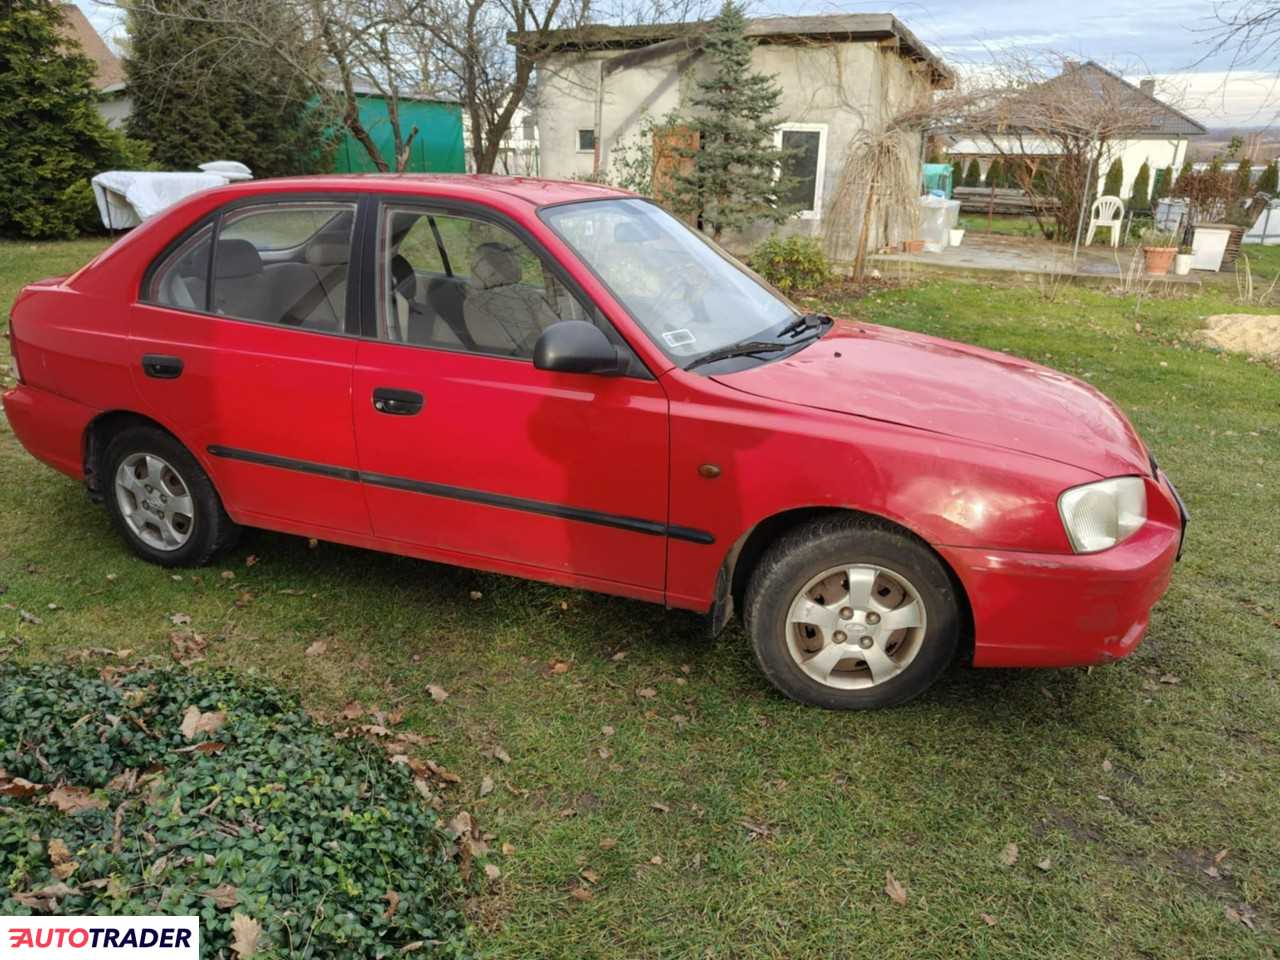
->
949, 227, 965, 246
1141, 229, 1178, 276
1174, 243, 1193, 276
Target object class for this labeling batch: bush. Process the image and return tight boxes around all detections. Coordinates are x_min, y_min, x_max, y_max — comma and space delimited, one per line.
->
963, 159, 981, 188
0, 2, 148, 239
1102, 158, 1124, 197
748, 234, 832, 292
0, 665, 470, 959
984, 158, 1005, 188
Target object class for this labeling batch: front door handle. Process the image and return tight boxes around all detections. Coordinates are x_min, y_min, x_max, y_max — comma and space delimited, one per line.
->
142, 354, 184, 379
372, 387, 424, 416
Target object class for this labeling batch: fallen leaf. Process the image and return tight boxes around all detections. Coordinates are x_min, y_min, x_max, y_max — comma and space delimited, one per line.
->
611, 650, 628, 662
1224, 905, 1257, 930
1036, 857, 1052, 872
426, 684, 449, 703
501, 841, 516, 856
245, 555, 258, 567
383, 890, 400, 920
581, 868, 600, 884
479, 776, 495, 798
469, 590, 483, 600
598, 838, 618, 850
0, 774, 43, 798
601, 725, 615, 737
484, 863, 501, 882
204, 884, 238, 909
1159, 673, 1181, 685
648, 854, 663, 865
304, 640, 328, 658
230, 913, 262, 957
169, 612, 192, 626
884, 870, 908, 906
597, 747, 612, 760
220, 570, 236, 581
307, 538, 319, 549
636, 687, 657, 699
650, 802, 670, 814
549, 659, 572, 674
1214, 848, 1230, 865
180, 706, 226, 740
570, 886, 594, 902
999, 842, 1019, 867
44, 785, 106, 814
980, 912, 998, 926
169, 631, 207, 666
490, 746, 511, 764
48, 838, 73, 864
341, 701, 364, 720
19, 609, 42, 625
1101, 759, 1113, 772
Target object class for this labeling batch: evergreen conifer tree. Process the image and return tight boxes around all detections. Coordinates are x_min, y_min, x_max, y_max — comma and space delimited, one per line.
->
669, 2, 789, 240
964, 158, 981, 187
1257, 159, 1279, 196
1102, 158, 1125, 197
1130, 161, 1151, 211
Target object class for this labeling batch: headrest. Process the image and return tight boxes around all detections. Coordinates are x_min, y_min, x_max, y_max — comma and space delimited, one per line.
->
306, 242, 350, 268
391, 255, 415, 299
471, 243, 521, 289
213, 239, 262, 279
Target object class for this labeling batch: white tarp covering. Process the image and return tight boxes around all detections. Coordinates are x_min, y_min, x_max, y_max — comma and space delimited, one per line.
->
91, 169, 240, 229
917, 195, 962, 253
1243, 200, 1280, 246
198, 160, 253, 181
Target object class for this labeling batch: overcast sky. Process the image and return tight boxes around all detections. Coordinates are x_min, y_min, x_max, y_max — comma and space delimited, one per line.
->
77, 0, 1280, 128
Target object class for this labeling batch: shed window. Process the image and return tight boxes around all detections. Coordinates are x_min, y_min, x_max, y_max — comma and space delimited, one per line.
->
577, 128, 596, 152
522, 115, 537, 141
775, 124, 828, 219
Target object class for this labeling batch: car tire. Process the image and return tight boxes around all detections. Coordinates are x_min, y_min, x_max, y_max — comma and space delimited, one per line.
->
102, 426, 240, 567
744, 516, 960, 709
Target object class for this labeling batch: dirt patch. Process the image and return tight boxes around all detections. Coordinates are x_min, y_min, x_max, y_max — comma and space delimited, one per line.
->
1197, 314, 1280, 360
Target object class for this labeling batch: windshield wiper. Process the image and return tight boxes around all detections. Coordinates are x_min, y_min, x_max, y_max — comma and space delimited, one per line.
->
685, 339, 793, 370
776, 312, 831, 338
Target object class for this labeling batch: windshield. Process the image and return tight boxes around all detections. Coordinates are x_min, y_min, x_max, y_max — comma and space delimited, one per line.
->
540, 198, 798, 364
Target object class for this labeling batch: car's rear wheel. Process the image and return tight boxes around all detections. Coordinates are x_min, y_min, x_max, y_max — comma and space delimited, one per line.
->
103, 426, 239, 567
744, 517, 960, 709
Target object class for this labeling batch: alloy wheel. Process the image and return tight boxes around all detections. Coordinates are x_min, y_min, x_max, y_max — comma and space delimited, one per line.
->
114, 452, 196, 551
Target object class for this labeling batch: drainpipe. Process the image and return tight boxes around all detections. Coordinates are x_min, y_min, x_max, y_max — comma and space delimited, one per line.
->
593, 59, 605, 176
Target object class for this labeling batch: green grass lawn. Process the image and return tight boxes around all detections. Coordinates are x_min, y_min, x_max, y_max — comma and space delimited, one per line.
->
3, 238, 1279, 958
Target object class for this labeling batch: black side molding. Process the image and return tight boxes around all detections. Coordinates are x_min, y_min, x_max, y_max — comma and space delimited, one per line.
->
205, 445, 714, 544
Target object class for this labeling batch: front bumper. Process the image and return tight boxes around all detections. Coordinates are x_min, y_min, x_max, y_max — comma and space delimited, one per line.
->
939, 471, 1184, 668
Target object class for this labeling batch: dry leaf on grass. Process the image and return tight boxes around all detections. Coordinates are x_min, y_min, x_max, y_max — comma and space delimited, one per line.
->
1102, 759, 1113, 772
489, 746, 511, 764
636, 687, 657, 699
169, 612, 192, 626
501, 841, 516, 856
601, 725, 615, 737
580, 868, 600, 884
204, 884, 238, 909
650, 802, 670, 814
569, 886, 593, 902
980, 912, 998, 926
999, 842, 1019, 867
484, 863, 501, 882
169, 631, 207, 666
341, 701, 364, 720
599, 838, 617, 850
0, 773, 43, 798
44, 786, 106, 815
383, 890, 400, 920
180, 706, 226, 740
426, 684, 449, 703
479, 776, 495, 798
48, 838, 77, 879
548, 659, 572, 674
229, 913, 262, 957
1036, 857, 1052, 872
304, 640, 327, 658
884, 870, 908, 906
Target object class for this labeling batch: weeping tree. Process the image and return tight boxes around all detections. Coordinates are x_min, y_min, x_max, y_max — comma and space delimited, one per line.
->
667, 1, 790, 240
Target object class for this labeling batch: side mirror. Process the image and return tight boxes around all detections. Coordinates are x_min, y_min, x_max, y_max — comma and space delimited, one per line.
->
533, 321, 626, 375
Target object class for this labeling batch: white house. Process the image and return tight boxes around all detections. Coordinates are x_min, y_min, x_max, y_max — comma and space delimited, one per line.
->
948, 62, 1206, 202
57, 3, 132, 129
516, 14, 952, 251
463, 105, 540, 176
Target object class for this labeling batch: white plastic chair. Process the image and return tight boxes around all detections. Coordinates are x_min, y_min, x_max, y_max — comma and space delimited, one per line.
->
1085, 196, 1125, 248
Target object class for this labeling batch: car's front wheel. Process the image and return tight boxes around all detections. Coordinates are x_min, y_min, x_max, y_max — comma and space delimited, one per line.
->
744, 517, 961, 709
103, 426, 240, 567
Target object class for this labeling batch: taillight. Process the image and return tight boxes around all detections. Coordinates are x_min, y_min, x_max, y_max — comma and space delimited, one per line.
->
6, 330, 21, 384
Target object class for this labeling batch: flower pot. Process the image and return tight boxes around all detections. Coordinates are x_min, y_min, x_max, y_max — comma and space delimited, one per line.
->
1142, 245, 1177, 276
949, 228, 965, 246
1174, 253, 1192, 276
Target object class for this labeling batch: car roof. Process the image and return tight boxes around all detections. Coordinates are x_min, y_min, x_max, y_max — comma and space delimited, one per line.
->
204, 174, 633, 209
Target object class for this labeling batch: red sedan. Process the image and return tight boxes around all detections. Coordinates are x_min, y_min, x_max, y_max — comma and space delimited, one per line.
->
3, 176, 1186, 709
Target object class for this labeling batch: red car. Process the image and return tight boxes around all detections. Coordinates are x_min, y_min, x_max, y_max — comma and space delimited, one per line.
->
3, 176, 1186, 709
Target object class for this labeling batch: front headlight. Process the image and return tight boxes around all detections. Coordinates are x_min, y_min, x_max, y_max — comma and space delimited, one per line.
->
1058, 476, 1147, 553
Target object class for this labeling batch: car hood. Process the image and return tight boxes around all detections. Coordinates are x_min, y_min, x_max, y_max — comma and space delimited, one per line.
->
712, 321, 1150, 478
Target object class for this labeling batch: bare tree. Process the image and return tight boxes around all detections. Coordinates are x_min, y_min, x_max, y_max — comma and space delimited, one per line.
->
1204, 1, 1280, 69
927, 55, 1177, 242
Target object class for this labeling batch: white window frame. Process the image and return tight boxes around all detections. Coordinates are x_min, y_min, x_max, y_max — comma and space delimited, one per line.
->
576, 128, 596, 154
774, 123, 828, 220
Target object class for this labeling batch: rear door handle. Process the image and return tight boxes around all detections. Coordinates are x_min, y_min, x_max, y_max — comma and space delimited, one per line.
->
372, 387, 424, 416
142, 354, 184, 379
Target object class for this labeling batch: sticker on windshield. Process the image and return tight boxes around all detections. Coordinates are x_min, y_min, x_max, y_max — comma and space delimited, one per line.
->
662, 329, 696, 348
